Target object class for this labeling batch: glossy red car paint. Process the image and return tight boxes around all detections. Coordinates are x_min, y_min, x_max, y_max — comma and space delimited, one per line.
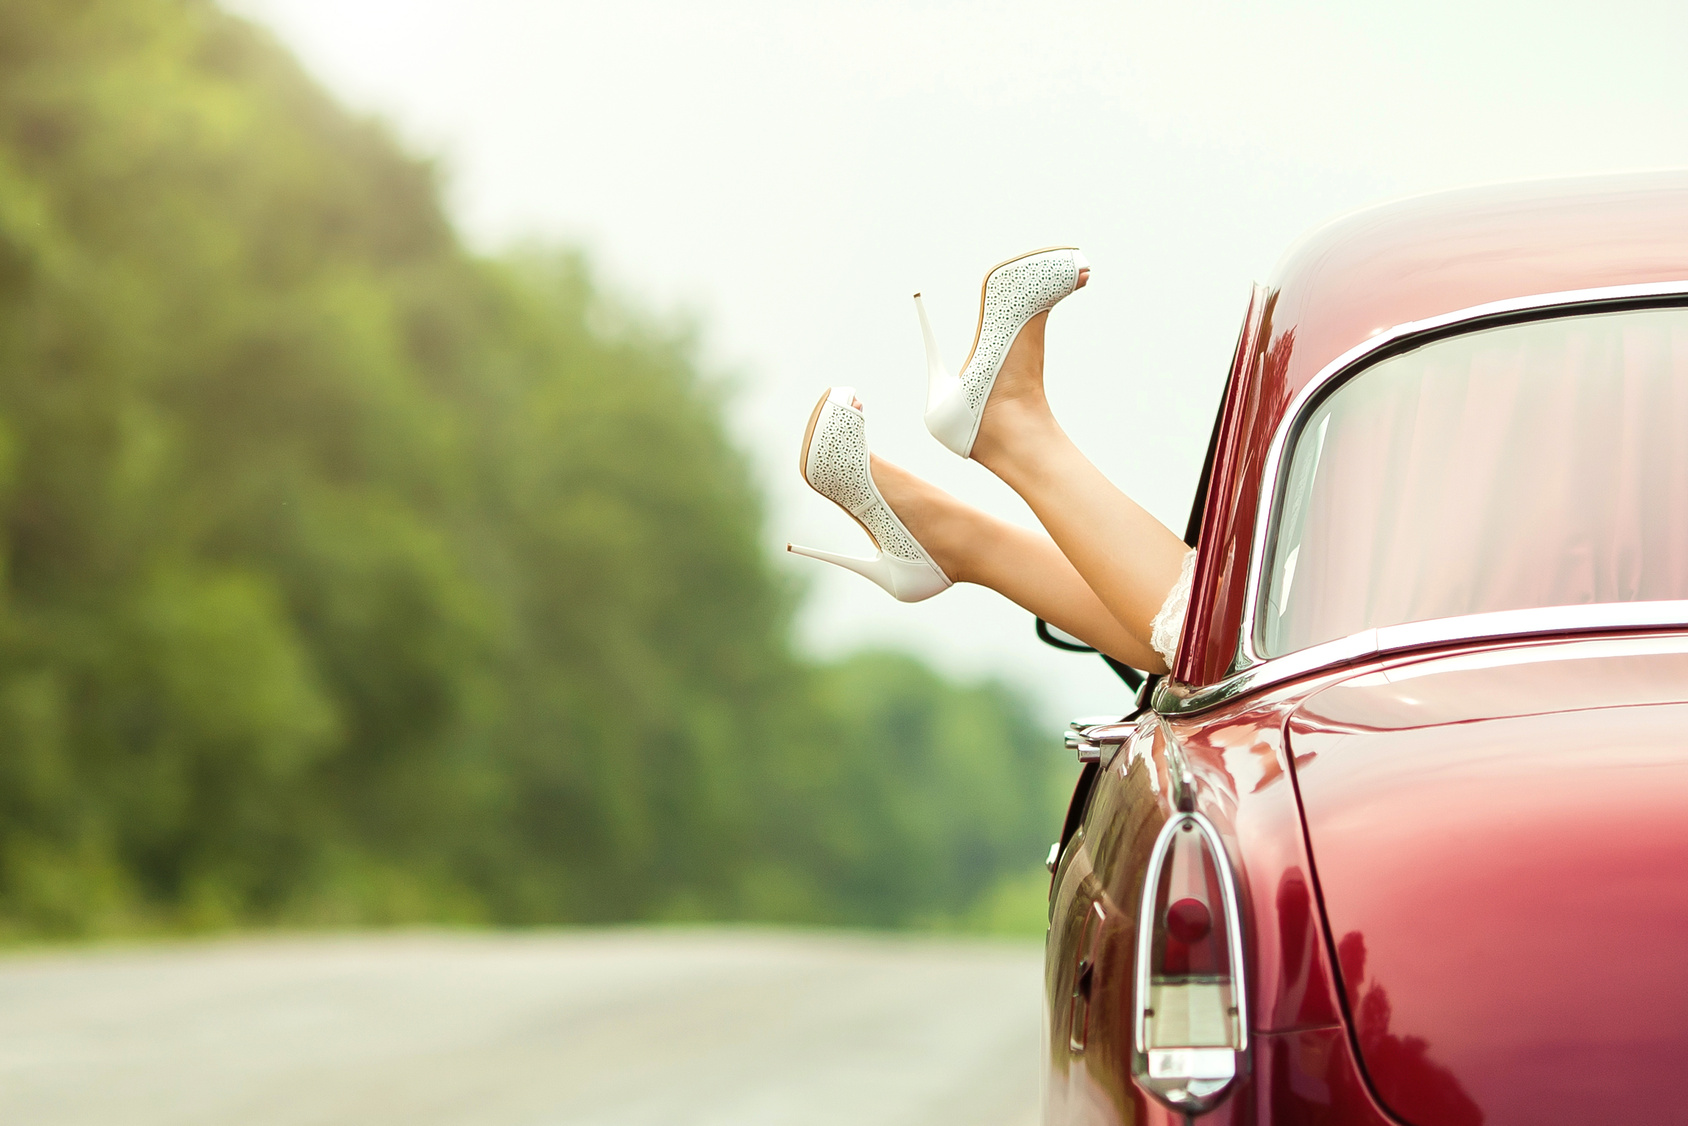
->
1292, 636, 1688, 1125
1048, 685, 1401, 1124
1046, 172, 1688, 1125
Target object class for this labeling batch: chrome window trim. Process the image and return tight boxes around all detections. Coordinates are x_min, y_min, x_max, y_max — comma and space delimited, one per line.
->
1227, 279, 1688, 677
1157, 602, 1688, 716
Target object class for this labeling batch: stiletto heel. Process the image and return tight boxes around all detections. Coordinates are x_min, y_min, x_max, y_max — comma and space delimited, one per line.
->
915, 292, 954, 414
787, 543, 939, 595
917, 246, 1089, 458
916, 292, 973, 457
786, 386, 952, 603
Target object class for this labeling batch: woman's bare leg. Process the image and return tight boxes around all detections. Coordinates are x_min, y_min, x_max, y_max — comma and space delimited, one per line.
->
871, 456, 1165, 671
966, 311, 1190, 654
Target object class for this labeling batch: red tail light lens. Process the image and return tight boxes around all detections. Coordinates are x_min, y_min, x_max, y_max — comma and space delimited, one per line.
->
1133, 813, 1248, 1112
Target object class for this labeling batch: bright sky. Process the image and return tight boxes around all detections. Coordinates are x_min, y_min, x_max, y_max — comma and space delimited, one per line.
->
230, 0, 1688, 721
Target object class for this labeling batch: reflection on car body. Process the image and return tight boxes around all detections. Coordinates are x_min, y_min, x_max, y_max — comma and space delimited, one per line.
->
1045, 172, 1688, 1126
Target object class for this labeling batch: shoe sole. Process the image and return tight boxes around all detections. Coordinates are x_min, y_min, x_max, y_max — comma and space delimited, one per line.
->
799, 388, 882, 551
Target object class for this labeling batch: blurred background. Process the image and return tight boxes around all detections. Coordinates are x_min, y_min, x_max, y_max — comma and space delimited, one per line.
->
0, 1, 1684, 1122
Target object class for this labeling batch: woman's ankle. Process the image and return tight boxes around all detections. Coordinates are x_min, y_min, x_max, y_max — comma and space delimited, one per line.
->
971, 394, 1064, 482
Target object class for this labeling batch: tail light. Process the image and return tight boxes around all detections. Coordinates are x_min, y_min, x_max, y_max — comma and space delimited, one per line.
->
1132, 811, 1249, 1113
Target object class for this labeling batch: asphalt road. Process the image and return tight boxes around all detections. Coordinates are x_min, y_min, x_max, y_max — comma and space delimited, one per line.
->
0, 930, 1045, 1126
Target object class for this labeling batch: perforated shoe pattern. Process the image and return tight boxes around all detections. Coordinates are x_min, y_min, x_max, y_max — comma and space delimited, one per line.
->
961, 251, 1083, 410
805, 403, 926, 563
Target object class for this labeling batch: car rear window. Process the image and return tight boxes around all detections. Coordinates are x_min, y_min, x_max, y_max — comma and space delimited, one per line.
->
1259, 305, 1688, 657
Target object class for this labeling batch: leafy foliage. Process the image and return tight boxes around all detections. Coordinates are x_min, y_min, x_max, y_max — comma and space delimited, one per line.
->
0, 0, 1069, 936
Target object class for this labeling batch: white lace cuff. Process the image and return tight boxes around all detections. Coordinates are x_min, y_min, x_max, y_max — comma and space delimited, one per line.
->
1150, 548, 1198, 669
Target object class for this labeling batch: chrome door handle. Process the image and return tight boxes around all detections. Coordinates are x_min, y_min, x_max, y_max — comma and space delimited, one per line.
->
1065, 716, 1137, 764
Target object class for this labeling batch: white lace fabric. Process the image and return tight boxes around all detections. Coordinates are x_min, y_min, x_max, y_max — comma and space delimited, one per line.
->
1150, 548, 1198, 668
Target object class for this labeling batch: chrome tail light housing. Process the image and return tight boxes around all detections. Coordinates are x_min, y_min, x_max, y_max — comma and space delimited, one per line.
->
1132, 811, 1249, 1113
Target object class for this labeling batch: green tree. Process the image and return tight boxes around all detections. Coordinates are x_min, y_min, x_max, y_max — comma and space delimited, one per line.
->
0, 0, 1072, 937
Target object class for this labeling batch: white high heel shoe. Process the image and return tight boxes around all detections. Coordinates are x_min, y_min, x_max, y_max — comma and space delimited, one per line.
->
916, 246, 1089, 457
786, 386, 953, 603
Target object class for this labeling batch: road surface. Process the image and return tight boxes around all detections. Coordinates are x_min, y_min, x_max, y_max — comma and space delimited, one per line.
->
0, 929, 1045, 1125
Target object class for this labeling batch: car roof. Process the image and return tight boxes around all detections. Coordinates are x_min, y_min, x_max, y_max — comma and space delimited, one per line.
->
1177, 171, 1688, 688
1264, 170, 1688, 413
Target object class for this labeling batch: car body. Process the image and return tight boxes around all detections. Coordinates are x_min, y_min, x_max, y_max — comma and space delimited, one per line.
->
1045, 172, 1688, 1125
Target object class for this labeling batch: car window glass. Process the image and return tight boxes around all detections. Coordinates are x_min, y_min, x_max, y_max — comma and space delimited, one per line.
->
1260, 306, 1688, 657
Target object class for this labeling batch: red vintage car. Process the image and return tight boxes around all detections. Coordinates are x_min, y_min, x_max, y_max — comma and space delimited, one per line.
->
1044, 172, 1688, 1125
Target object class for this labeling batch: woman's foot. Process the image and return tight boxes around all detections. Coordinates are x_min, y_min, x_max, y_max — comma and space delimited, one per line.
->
968, 309, 1062, 471
806, 393, 964, 576
788, 387, 953, 602
919, 247, 1089, 458
866, 454, 974, 584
